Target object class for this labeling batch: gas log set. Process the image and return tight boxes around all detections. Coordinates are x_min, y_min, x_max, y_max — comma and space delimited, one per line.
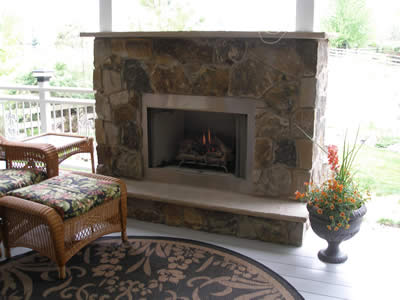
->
176, 129, 233, 172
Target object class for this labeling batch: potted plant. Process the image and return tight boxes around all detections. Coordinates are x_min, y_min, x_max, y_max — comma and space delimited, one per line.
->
295, 133, 370, 264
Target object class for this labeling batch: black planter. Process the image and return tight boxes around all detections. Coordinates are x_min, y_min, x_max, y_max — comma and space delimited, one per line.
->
307, 204, 367, 264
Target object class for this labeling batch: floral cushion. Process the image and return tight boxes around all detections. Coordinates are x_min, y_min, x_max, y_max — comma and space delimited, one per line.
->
8, 173, 121, 220
0, 169, 47, 197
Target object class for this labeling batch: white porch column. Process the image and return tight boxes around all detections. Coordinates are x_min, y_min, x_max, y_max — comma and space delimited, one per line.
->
296, 0, 314, 32
99, 0, 112, 32
33, 70, 53, 133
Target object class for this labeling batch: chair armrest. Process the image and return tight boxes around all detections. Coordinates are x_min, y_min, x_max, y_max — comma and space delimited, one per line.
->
2, 141, 59, 178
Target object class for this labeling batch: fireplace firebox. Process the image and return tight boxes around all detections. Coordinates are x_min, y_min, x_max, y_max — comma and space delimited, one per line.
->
148, 108, 247, 177
142, 93, 256, 193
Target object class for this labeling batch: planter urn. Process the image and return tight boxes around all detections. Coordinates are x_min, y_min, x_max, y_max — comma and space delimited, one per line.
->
307, 204, 367, 264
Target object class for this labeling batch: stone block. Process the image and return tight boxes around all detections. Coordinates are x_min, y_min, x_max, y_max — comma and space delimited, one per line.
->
184, 207, 206, 230
93, 68, 102, 92
249, 40, 303, 77
96, 144, 112, 167
299, 78, 317, 108
296, 139, 313, 170
192, 66, 229, 96
95, 120, 106, 145
288, 222, 304, 246
110, 90, 129, 107
297, 40, 318, 77
94, 38, 111, 67
95, 93, 112, 121
255, 109, 290, 139
291, 169, 311, 196
214, 39, 247, 65
113, 149, 143, 179
162, 205, 184, 227
151, 65, 192, 94
254, 138, 274, 169
121, 121, 142, 151
124, 60, 152, 93
206, 211, 238, 236
126, 39, 153, 59
262, 80, 299, 113
255, 164, 292, 197
102, 70, 122, 94
111, 39, 127, 57
113, 104, 138, 125
104, 122, 120, 146
292, 109, 315, 138
154, 39, 214, 64
274, 139, 296, 167
127, 198, 164, 223
229, 58, 282, 98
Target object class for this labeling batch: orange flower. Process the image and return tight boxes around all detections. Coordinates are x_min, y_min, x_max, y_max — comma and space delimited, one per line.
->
317, 209, 323, 215
327, 225, 332, 230
340, 212, 345, 217
345, 224, 350, 229
351, 198, 356, 203
295, 191, 303, 200
334, 226, 339, 231
337, 223, 342, 227
304, 182, 309, 186
338, 198, 343, 203
329, 215, 334, 220
330, 204, 334, 210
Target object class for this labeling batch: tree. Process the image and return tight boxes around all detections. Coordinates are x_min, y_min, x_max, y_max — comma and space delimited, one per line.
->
323, 0, 371, 48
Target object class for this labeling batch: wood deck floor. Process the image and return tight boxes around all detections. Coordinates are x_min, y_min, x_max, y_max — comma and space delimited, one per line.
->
2, 218, 398, 299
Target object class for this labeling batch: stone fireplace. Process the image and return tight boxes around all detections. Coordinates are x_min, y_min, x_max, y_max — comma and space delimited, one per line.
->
91, 32, 328, 200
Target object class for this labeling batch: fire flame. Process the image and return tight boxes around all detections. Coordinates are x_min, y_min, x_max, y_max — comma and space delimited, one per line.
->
202, 133, 206, 145
208, 128, 211, 144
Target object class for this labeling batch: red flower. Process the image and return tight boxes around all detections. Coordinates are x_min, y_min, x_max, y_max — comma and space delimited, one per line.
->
327, 145, 339, 171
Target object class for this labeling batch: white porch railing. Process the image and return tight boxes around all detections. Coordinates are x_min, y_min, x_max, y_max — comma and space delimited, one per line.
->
0, 84, 95, 140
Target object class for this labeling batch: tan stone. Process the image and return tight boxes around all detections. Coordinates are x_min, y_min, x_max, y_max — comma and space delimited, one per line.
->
113, 149, 143, 179
110, 90, 129, 107
255, 109, 290, 138
184, 207, 205, 229
93, 68, 102, 92
290, 170, 311, 197
104, 122, 120, 145
151, 65, 191, 94
254, 138, 274, 169
95, 93, 112, 121
163, 205, 184, 227
113, 104, 137, 125
299, 78, 317, 108
296, 139, 313, 170
256, 164, 292, 197
292, 109, 315, 138
262, 80, 299, 113
95, 120, 106, 145
111, 39, 127, 57
103, 70, 122, 94
192, 66, 229, 96
126, 39, 153, 59
94, 38, 111, 67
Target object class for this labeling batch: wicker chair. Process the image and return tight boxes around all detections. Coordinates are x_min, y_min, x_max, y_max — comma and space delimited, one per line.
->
0, 136, 59, 178
0, 171, 127, 279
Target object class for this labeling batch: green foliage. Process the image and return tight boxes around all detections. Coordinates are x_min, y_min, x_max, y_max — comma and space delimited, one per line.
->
354, 146, 400, 196
377, 218, 400, 227
375, 136, 400, 148
323, 0, 371, 48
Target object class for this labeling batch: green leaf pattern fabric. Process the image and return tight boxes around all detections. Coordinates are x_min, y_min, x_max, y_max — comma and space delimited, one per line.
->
8, 173, 121, 219
0, 169, 47, 197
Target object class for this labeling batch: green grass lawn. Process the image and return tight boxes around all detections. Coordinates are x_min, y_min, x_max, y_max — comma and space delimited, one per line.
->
352, 146, 400, 196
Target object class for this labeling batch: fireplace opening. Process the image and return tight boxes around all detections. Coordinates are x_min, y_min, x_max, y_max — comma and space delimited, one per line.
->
147, 108, 247, 178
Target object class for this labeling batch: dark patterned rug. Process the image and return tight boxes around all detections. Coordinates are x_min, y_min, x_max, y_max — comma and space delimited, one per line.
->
0, 236, 304, 299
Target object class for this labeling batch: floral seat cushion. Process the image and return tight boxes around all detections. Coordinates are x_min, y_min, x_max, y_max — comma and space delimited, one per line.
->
8, 173, 121, 220
0, 169, 47, 197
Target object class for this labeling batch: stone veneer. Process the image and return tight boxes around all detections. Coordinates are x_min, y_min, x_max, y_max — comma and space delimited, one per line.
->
93, 34, 328, 198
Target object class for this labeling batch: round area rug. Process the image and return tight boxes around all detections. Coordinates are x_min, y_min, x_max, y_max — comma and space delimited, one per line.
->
0, 236, 303, 299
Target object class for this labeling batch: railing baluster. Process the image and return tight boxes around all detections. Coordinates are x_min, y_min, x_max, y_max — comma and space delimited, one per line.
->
22, 102, 26, 136
77, 106, 80, 135
61, 104, 64, 133
52, 104, 56, 132
68, 105, 72, 134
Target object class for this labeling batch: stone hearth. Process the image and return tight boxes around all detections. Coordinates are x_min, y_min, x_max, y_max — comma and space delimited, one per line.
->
85, 31, 328, 245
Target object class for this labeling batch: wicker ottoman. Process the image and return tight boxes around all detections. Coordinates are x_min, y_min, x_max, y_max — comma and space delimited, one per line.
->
0, 172, 127, 279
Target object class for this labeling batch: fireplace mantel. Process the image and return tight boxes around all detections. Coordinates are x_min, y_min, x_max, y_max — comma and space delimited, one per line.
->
81, 31, 328, 40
